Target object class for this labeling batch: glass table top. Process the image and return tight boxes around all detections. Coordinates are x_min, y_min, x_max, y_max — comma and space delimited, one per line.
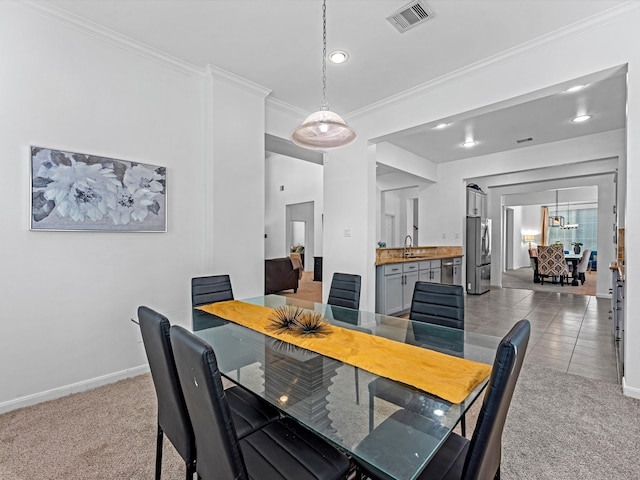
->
190, 295, 500, 480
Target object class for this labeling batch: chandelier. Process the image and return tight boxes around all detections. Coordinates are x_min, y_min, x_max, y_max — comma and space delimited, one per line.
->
548, 190, 565, 227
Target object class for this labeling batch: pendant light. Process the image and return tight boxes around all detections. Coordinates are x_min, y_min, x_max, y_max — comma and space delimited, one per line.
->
291, 0, 357, 150
549, 190, 565, 227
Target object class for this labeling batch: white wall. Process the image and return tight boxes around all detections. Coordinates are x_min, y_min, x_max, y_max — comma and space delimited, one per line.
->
205, 68, 270, 299
0, 3, 205, 410
265, 154, 323, 266
322, 139, 377, 305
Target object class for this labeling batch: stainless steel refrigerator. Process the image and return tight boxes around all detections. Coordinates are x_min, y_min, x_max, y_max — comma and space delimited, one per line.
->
466, 217, 491, 294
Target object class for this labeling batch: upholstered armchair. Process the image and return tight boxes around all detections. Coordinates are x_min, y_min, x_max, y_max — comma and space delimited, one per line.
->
577, 249, 591, 284
537, 245, 569, 285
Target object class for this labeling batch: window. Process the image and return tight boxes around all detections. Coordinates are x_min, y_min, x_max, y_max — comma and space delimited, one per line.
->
548, 207, 597, 252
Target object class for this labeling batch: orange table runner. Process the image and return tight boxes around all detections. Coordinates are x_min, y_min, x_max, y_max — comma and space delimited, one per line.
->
199, 300, 492, 404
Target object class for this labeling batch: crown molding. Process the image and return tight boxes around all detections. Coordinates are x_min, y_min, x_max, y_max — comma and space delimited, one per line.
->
266, 96, 309, 119
205, 64, 271, 98
12, 0, 204, 77
348, 1, 640, 120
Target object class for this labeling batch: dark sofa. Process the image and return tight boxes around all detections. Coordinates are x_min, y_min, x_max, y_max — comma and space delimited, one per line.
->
265, 257, 300, 294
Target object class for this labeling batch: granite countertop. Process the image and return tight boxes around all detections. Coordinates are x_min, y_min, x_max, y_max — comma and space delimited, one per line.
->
610, 262, 625, 281
375, 246, 463, 266
376, 255, 464, 266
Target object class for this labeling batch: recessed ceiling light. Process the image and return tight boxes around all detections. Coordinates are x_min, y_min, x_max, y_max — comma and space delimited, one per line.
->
328, 50, 348, 64
572, 115, 592, 123
565, 84, 587, 92
462, 140, 477, 148
434, 122, 451, 129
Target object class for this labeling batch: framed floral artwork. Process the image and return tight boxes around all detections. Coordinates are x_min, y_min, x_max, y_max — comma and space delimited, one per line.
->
30, 146, 166, 232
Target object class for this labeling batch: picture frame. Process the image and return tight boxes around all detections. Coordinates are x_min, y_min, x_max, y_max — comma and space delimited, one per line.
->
30, 146, 167, 232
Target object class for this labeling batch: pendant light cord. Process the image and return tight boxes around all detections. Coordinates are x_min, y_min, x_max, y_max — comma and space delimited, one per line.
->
321, 0, 328, 110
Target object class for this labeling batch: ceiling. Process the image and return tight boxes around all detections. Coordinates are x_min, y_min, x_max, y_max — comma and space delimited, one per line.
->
43, 0, 629, 164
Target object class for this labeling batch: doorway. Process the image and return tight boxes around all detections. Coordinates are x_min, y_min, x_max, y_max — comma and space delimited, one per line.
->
285, 201, 314, 271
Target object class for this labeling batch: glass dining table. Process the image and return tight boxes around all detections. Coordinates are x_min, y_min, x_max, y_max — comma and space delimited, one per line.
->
189, 295, 500, 480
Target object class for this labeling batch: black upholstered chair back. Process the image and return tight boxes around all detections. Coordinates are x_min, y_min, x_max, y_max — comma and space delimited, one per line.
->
410, 281, 464, 329
327, 273, 362, 309
462, 319, 530, 480
191, 275, 234, 307
171, 325, 248, 480
137, 307, 195, 472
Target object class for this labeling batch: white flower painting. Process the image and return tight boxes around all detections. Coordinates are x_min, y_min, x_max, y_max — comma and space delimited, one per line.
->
31, 147, 166, 231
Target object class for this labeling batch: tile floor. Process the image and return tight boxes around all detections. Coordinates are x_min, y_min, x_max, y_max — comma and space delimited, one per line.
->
464, 287, 619, 383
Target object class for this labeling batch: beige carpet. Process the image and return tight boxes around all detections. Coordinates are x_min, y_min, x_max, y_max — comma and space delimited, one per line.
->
1, 363, 639, 479
279, 270, 322, 303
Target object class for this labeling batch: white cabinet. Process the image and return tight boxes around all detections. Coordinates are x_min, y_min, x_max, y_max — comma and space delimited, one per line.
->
419, 260, 441, 283
610, 268, 625, 380
383, 271, 403, 315
402, 262, 419, 311
467, 188, 486, 218
376, 259, 449, 315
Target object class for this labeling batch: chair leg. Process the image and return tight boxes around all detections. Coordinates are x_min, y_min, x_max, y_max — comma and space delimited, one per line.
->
186, 460, 196, 480
354, 368, 360, 405
460, 414, 466, 437
369, 393, 375, 433
155, 424, 163, 480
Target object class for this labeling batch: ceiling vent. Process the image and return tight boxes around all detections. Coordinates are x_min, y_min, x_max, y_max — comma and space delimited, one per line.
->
516, 137, 534, 144
387, 0, 434, 33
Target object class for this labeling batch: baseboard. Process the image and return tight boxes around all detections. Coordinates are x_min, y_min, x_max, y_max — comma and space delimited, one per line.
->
622, 377, 640, 399
0, 364, 150, 414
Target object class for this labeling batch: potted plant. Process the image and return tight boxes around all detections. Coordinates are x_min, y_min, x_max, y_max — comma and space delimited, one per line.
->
572, 242, 583, 254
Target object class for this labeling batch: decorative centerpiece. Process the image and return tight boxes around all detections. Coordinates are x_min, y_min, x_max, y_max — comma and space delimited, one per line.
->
268, 306, 332, 337
572, 242, 583, 254
267, 305, 305, 334
294, 311, 333, 336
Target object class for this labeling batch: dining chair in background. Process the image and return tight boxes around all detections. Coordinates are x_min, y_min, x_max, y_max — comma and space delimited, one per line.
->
356, 319, 531, 480
367, 282, 466, 434
138, 306, 280, 480
191, 274, 256, 381
327, 272, 363, 403
191, 275, 234, 330
170, 325, 351, 480
577, 249, 591, 285
327, 272, 362, 309
537, 245, 569, 285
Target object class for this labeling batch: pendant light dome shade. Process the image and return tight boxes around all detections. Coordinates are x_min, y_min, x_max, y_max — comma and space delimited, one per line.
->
291, 0, 356, 150
291, 108, 357, 150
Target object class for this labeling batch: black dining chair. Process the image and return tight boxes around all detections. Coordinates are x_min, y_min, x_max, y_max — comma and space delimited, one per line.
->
356, 319, 531, 480
138, 306, 280, 480
191, 274, 255, 381
191, 275, 234, 330
367, 281, 466, 434
328, 272, 363, 403
327, 272, 362, 309
170, 325, 351, 480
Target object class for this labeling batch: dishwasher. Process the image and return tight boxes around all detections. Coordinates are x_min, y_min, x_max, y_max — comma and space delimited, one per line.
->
441, 258, 454, 284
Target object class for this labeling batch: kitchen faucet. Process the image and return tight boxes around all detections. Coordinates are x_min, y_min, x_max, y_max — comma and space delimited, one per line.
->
403, 235, 413, 257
